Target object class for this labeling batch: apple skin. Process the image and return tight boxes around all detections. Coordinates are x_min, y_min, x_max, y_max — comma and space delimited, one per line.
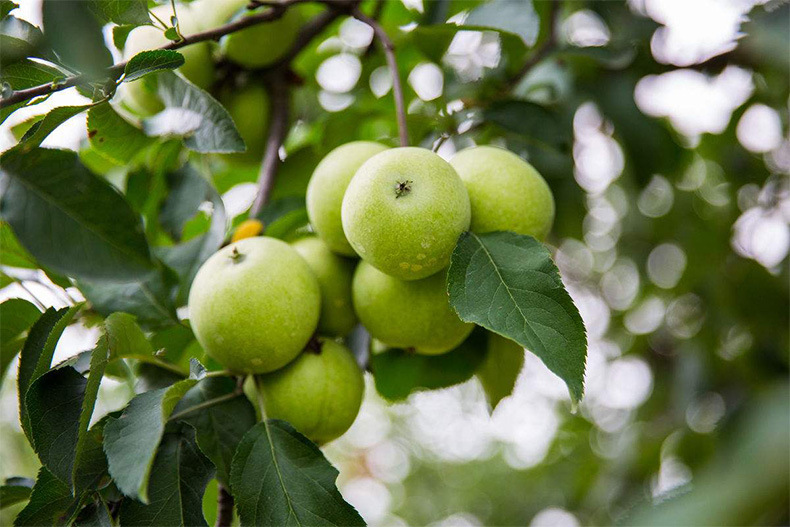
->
221, 6, 303, 69
449, 146, 555, 240
188, 237, 320, 374
342, 147, 471, 280
220, 83, 269, 164
292, 236, 357, 337
258, 339, 364, 445
476, 332, 524, 409
352, 261, 474, 355
121, 3, 215, 115
306, 141, 388, 256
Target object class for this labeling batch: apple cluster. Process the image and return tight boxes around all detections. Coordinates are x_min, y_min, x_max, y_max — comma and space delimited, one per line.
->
119, 0, 301, 163
189, 141, 555, 445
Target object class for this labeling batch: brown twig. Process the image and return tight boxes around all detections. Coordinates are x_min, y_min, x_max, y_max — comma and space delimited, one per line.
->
248, 8, 344, 217
353, 9, 409, 147
0, 0, 311, 109
249, 70, 290, 218
215, 484, 234, 527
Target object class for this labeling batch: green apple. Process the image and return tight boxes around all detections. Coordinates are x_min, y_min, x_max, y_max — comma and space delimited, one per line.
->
449, 146, 555, 240
221, 6, 303, 69
342, 147, 471, 280
258, 338, 364, 444
121, 3, 215, 115
352, 261, 474, 354
476, 332, 524, 410
190, 0, 248, 30
188, 237, 320, 373
306, 141, 388, 256
220, 82, 269, 164
292, 236, 357, 337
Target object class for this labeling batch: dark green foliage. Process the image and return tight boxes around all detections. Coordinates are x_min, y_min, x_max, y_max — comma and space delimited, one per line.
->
448, 231, 587, 403
370, 329, 488, 401
0, 148, 154, 281
230, 420, 365, 527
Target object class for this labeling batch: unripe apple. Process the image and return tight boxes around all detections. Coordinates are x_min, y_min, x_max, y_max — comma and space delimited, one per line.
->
188, 237, 320, 373
449, 146, 555, 240
292, 236, 357, 337
220, 6, 303, 69
121, 3, 215, 115
258, 339, 364, 444
352, 261, 473, 354
306, 141, 388, 256
220, 82, 269, 164
342, 147, 471, 280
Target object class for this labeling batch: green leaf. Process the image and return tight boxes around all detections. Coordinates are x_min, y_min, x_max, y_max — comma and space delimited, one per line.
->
370, 329, 487, 401
145, 71, 245, 154
265, 208, 310, 241
112, 24, 135, 50
0, 148, 155, 281
230, 420, 365, 527
124, 50, 185, 82
484, 99, 569, 152
0, 298, 40, 386
73, 498, 113, 527
163, 26, 179, 41
72, 336, 109, 492
0, 222, 36, 268
17, 304, 82, 439
0, 15, 47, 66
86, 102, 155, 164
89, 0, 149, 26
447, 231, 587, 402
76, 266, 180, 330
0, 1, 18, 19
26, 366, 87, 485
16, 104, 92, 149
172, 377, 256, 485
103, 378, 197, 502
118, 425, 214, 527
105, 312, 154, 358
42, 0, 113, 76
465, 0, 539, 46
0, 478, 33, 510
0, 59, 66, 124
476, 332, 525, 411
72, 416, 113, 494
13, 468, 79, 527
156, 165, 227, 304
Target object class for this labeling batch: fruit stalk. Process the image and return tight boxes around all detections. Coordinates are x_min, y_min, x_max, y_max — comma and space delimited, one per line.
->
215, 484, 234, 527
353, 9, 409, 147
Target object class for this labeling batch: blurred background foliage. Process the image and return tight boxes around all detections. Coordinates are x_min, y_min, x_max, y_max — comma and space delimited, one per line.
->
1, 0, 789, 525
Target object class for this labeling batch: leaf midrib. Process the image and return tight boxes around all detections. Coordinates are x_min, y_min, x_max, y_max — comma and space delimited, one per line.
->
8, 163, 151, 271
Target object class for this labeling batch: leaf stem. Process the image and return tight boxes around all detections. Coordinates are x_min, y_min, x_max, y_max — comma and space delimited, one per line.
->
353, 9, 409, 147
168, 390, 242, 421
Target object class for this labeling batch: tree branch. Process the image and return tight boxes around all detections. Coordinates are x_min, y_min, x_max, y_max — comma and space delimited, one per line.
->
0, 0, 327, 109
249, 69, 290, 218
215, 484, 234, 527
353, 9, 409, 147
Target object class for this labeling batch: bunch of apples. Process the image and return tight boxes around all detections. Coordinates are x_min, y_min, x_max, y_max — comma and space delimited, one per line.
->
189, 142, 555, 444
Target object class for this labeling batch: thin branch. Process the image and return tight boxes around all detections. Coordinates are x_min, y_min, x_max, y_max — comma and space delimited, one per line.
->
506, 0, 561, 91
249, 69, 290, 218
353, 9, 409, 147
215, 484, 234, 527
0, 0, 311, 109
